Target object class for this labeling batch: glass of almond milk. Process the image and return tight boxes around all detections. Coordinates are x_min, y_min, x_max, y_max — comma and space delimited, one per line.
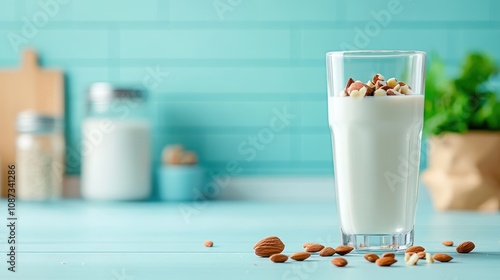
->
326, 50, 426, 251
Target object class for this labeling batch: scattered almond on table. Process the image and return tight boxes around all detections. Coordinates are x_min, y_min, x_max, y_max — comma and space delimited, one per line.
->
304, 243, 324, 253
253, 236, 285, 257
334, 245, 354, 256
319, 247, 336, 257
364, 253, 379, 263
331, 257, 348, 267
382, 252, 395, 259
433, 253, 453, 262
456, 241, 475, 253
269, 254, 288, 263
376, 257, 397, 267
204, 240, 213, 247
290, 252, 311, 261
253, 237, 475, 268
302, 243, 313, 248
405, 245, 425, 253
442, 240, 454, 246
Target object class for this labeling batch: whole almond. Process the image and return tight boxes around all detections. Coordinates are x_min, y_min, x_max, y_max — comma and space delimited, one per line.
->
417, 251, 426, 259
253, 236, 285, 257
290, 252, 311, 261
382, 252, 395, 258
204, 240, 213, 247
456, 241, 475, 253
433, 253, 453, 262
405, 246, 425, 253
335, 245, 353, 256
364, 253, 379, 262
302, 242, 312, 248
305, 243, 324, 253
442, 240, 454, 247
331, 257, 348, 267
319, 247, 336, 257
269, 254, 288, 263
376, 257, 397, 267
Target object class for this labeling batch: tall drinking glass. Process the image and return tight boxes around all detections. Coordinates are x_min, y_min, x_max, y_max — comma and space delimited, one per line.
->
326, 50, 426, 251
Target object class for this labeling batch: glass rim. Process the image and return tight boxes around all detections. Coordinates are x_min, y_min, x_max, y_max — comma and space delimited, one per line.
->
326, 50, 426, 58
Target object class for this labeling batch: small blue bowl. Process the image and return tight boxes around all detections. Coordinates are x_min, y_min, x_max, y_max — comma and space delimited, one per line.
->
158, 165, 206, 201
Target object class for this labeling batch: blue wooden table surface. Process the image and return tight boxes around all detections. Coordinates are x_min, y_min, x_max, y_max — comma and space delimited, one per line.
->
1, 188, 499, 280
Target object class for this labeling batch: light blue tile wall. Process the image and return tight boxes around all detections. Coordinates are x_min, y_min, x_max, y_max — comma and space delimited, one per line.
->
0, 0, 499, 176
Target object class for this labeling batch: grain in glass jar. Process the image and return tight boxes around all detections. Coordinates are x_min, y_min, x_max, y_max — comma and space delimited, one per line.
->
16, 111, 64, 200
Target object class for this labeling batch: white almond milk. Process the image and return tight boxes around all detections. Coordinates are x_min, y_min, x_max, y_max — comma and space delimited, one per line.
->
330, 95, 424, 235
81, 119, 151, 200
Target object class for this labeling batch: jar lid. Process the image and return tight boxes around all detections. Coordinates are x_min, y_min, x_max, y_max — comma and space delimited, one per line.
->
17, 111, 62, 133
87, 83, 146, 103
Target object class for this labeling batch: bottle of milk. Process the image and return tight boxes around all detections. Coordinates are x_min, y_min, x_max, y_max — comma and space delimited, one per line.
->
81, 83, 151, 200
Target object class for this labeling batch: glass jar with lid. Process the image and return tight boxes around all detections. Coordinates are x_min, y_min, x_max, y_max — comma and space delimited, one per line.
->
81, 83, 151, 200
16, 111, 64, 200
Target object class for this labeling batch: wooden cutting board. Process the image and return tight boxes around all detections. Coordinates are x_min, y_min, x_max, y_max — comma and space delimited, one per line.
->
0, 49, 64, 197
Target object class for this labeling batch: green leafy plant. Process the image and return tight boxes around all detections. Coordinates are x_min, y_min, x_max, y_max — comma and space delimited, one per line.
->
424, 52, 500, 135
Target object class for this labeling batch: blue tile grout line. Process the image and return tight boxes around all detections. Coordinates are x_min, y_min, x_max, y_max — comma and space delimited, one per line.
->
0, 21, 500, 29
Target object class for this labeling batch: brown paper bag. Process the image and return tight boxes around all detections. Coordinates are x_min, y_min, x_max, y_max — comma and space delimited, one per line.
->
422, 132, 500, 211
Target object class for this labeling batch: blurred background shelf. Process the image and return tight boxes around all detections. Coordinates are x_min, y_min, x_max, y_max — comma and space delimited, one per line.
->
2, 0, 499, 179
